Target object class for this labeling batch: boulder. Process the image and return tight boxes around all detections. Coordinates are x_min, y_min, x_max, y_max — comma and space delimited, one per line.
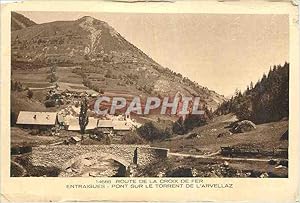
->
186, 133, 201, 139
260, 172, 269, 178
230, 120, 256, 133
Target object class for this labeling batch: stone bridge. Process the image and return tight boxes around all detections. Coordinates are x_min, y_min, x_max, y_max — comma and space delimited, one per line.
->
30, 144, 169, 170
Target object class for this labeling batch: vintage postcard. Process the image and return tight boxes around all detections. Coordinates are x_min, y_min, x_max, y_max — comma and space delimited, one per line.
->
0, 0, 299, 202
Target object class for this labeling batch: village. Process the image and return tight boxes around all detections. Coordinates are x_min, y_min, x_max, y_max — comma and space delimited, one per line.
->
10, 81, 289, 178
14, 87, 143, 145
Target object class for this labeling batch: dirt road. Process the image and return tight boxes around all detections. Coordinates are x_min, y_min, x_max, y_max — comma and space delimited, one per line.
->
29, 85, 56, 90
168, 152, 287, 162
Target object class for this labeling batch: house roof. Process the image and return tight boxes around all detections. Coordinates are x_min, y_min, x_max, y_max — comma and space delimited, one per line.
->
112, 121, 131, 131
67, 117, 98, 131
97, 120, 113, 128
16, 111, 57, 126
97, 119, 131, 130
66, 117, 132, 131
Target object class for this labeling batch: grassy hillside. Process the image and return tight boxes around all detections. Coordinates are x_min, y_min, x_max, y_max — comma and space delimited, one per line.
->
153, 114, 288, 155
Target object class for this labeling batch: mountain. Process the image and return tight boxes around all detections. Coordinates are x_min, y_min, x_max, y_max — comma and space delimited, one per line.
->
11, 12, 37, 31
11, 15, 226, 110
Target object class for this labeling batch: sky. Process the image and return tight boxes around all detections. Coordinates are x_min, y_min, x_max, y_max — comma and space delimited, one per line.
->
18, 11, 289, 97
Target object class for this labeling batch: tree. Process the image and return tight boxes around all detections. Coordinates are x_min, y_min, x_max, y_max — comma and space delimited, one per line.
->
48, 72, 58, 83
79, 98, 89, 134
234, 88, 241, 97
14, 81, 23, 92
235, 99, 252, 120
50, 65, 57, 73
27, 89, 33, 99
250, 81, 254, 90
44, 99, 56, 108
215, 63, 289, 124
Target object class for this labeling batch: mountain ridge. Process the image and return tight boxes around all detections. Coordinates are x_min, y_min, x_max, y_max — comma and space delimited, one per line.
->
11, 13, 226, 110
11, 12, 37, 31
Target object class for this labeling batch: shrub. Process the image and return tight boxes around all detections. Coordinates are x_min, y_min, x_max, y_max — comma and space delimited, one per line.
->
30, 129, 40, 135
83, 78, 91, 87
172, 117, 186, 135
137, 122, 170, 141
184, 114, 207, 131
173, 114, 208, 135
44, 99, 56, 107
90, 129, 111, 144
105, 135, 111, 145
99, 89, 104, 94
105, 69, 113, 78
92, 128, 106, 140
103, 55, 111, 63
84, 54, 90, 60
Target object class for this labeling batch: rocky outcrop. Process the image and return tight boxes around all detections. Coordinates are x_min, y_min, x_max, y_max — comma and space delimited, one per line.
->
230, 120, 256, 133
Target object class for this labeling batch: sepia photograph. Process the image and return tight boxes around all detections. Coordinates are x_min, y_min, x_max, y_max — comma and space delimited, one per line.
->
10, 11, 289, 178
2, 0, 300, 202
